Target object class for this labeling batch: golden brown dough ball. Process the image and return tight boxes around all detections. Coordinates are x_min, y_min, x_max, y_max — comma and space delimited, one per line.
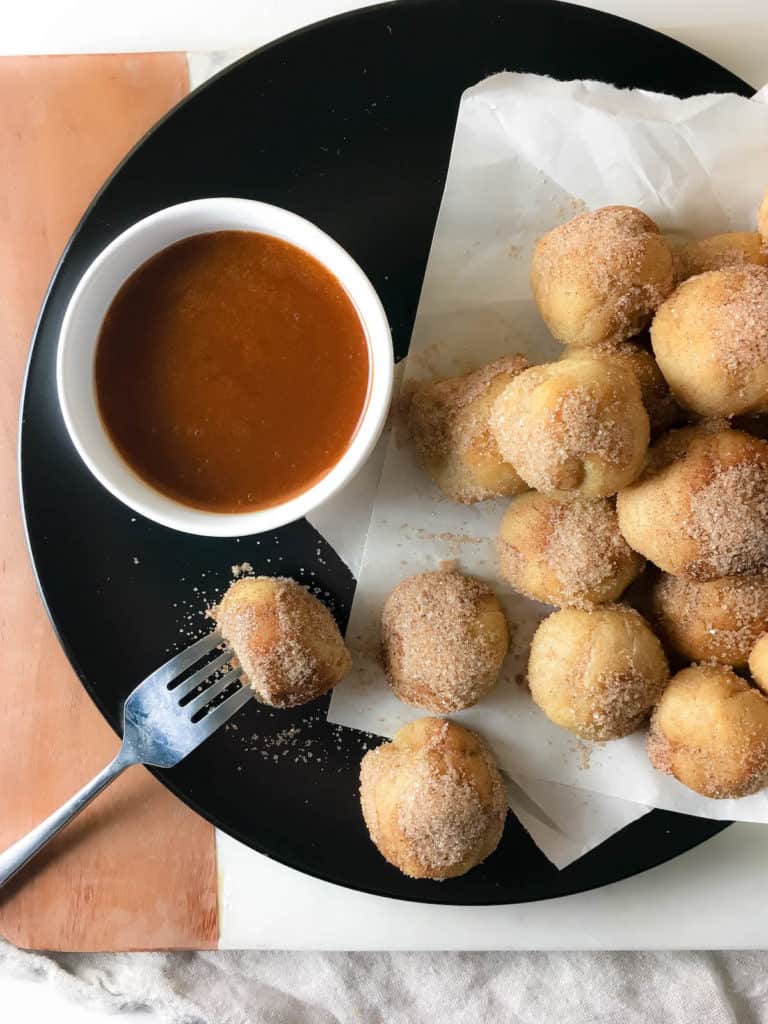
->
359, 718, 507, 879
490, 357, 649, 497
651, 573, 768, 669
215, 576, 351, 707
749, 634, 768, 694
408, 355, 529, 503
616, 426, 768, 580
674, 232, 768, 282
381, 570, 508, 712
759, 189, 768, 242
648, 665, 768, 798
497, 492, 643, 608
651, 266, 768, 417
527, 606, 669, 741
561, 343, 680, 434
530, 205, 674, 348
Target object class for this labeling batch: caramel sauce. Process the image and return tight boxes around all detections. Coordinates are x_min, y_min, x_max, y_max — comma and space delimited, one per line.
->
95, 230, 369, 513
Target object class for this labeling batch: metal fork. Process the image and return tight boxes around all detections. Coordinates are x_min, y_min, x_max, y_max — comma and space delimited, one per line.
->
0, 630, 248, 889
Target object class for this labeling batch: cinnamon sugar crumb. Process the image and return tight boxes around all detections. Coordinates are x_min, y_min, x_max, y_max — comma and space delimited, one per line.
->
392, 380, 418, 447
417, 529, 482, 546
231, 561, 253, 577
576, 739, 593, 770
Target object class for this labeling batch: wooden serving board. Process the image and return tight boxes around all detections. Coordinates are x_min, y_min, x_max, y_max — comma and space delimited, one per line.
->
0, 54, 218, 952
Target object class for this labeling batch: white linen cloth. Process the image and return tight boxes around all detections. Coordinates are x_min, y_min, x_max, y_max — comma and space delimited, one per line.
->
4, 939, 768, 1023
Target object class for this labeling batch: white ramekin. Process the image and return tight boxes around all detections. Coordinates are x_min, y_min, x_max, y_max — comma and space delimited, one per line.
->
56, 198, 393, 537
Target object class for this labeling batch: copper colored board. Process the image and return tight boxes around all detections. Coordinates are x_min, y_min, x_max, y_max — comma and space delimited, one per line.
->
0, 54, 218, 951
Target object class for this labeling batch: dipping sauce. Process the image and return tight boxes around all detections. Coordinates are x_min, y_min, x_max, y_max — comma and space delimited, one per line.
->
95, 231, 369, 512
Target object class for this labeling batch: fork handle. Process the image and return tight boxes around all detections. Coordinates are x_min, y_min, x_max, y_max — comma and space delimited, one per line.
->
0, 748, 137, 890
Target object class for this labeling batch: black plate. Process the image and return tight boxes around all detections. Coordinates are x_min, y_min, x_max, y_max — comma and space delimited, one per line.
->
20, 0, 748, 905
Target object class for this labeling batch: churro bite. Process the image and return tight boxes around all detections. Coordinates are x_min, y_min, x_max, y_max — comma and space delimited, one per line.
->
648, 665, 768, 799
530, 205, 674, 348
381, 570, 508, 712
215, 576, 351, 707
651, 573, 768, 670
497, 492, 643, 608
359, 718, 507, 879
651, 266, 768, 417
490, 358, 649, 497
673, 232, 768, 282
616, 426, 768, 580
408, 355, 529, 503
527, 606, 669, 741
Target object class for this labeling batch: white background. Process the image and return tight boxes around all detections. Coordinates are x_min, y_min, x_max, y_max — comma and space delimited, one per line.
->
3, 1, 768, 1020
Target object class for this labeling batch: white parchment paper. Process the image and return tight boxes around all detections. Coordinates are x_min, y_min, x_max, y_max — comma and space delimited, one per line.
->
311, 387, 649, 867
328, 73, 768, 846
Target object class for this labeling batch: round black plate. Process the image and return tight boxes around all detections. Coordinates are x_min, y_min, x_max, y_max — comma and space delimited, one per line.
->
20, 0, 748, 905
